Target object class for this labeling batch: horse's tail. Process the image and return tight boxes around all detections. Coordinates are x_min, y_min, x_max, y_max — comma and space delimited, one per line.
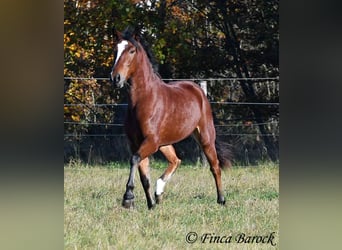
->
215, 139, 233, 170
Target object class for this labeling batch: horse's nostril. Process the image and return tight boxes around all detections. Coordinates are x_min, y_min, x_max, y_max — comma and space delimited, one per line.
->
115, 74, 120, 83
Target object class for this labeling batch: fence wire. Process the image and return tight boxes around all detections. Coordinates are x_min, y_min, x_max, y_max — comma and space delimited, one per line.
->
64, 77, 279, 163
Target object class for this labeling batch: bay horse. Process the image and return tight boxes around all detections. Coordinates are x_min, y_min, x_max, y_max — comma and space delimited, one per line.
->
110, 27, 232, 209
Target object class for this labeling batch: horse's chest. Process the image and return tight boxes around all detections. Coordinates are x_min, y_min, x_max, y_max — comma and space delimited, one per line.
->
128, 103, 161, 128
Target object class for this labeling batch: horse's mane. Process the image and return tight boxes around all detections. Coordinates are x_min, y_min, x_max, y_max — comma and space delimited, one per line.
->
121, 26, 160, 74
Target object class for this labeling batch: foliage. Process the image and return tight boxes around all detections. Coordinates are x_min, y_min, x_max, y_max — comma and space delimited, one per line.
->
64, 0, 279, 164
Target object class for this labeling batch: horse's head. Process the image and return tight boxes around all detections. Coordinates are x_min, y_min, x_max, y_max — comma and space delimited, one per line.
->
110, 29, 140, 88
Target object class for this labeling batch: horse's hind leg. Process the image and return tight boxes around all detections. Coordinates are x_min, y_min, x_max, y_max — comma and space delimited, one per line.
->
193, 127, 225, 205
138, 157, 156, 209
155, 145, 181, 204
204, 144, 225, 205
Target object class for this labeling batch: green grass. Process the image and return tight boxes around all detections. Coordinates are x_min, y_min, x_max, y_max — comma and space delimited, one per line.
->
64, 162, 279, 249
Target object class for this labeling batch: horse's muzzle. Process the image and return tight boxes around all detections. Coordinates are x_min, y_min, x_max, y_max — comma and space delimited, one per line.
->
110, 73, 125, 88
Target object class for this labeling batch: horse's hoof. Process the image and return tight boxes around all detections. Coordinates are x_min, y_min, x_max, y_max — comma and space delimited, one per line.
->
122, 199, 135, 209
148, 202, 156, 210
155, 192, 164, 204
217, 199, 226, 205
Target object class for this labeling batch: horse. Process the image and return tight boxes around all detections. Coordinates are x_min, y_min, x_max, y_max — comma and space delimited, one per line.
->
110, 27, 232, 209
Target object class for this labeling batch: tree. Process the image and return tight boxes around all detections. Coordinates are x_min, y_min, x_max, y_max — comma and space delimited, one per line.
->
64, 0, 279, 164
179, 0, 279, 161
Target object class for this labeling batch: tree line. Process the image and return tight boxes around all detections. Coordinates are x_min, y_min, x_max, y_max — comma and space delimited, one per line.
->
64, 0, 279, 165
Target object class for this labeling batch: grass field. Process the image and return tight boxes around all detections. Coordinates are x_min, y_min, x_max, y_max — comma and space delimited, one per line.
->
64, 161, 279, 249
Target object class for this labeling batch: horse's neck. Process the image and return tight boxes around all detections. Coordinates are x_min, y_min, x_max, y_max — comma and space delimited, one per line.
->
129, 77, 161, 106
129, 53, 162, 106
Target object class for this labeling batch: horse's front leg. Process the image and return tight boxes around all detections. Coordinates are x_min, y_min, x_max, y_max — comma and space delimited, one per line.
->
138, 157, 155, 209
124, 136, 159, 209
122, 154, 140, 209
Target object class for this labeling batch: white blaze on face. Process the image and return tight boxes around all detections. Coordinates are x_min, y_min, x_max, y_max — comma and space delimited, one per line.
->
114, 40, 128, 66
155, 178, 166, 196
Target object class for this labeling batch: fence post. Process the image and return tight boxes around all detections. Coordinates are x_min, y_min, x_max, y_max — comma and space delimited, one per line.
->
200, 80, 207, 96
199, 81, 209, 167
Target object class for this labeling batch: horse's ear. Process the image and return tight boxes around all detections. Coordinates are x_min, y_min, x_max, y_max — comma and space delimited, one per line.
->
133, 33, 141, 42
133, 26, 142, 42
112, 27, 122, 42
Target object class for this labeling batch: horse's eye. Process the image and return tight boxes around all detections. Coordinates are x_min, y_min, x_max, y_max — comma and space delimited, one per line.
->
129, 49, 136, 54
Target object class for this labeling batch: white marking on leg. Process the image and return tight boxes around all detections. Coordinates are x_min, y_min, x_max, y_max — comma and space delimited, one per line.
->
114, 40, 128, 66
156, 178, 166, 195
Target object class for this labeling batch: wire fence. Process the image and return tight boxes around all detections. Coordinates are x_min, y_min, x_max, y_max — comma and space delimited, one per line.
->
64, 102, 279, 106
63, 116, 279, 137
64, 120, 278, 127
64, 76, 279, 81
64, 77, 279, 164
64, 77, 279, 138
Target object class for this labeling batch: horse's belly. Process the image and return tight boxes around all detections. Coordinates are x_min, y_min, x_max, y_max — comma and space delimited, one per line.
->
159, 112, 200, 145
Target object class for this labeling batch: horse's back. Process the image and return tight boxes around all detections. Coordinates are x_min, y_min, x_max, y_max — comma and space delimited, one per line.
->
163, 81, 206, 103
